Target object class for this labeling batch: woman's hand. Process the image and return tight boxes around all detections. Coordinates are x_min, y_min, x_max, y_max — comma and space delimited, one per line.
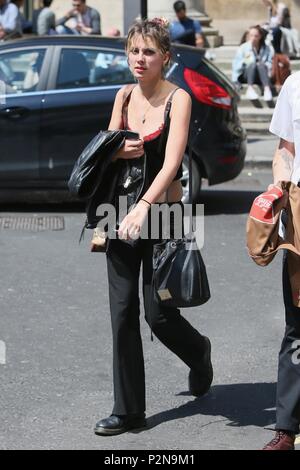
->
65, 8, 77, 19
118, 201, 149, 240
112, 139, 144, 161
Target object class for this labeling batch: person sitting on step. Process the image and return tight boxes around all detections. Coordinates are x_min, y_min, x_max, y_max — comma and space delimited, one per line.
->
232, 24, 274, 102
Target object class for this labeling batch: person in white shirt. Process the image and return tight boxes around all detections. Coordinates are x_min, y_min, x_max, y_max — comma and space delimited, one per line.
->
263, 0, 290, 28
262, 0, 291, 52
0, 0, 22, 40
262, 72, 300, 450
56, 0, 101, 36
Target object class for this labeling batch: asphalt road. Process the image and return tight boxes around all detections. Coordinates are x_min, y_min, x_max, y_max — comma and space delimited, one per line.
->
0, 166, 299, 450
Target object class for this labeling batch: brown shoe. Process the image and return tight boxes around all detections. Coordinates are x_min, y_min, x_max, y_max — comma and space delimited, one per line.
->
262, 431, 295, 450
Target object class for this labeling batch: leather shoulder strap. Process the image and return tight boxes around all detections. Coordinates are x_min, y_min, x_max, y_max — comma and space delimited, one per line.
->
158, 87, 180, 154
122, 83, 136, 101
163, 87, 180, 123
121, 84, 137, 129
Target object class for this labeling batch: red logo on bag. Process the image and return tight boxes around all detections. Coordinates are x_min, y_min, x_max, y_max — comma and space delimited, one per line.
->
250, 186, 283, 224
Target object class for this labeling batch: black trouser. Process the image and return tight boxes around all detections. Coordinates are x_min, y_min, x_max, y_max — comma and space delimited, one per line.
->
272, 26, 282, 54
105, 202, 208, 415
276, 255, 300, 433
242, 62, 271, 87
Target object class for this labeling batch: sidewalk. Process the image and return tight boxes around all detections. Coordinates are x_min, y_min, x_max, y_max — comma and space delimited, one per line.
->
244, 134, 276, 168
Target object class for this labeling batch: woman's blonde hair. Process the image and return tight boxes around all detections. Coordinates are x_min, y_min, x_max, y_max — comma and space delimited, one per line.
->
125, 18, 171, 64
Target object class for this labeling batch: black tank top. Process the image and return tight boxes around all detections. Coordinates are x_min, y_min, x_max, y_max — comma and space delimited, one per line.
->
122, 86, 183, 184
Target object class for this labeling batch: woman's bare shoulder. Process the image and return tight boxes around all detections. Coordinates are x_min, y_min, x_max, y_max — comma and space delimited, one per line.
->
169, 86, 192, 109
165, 81, 191, 101
115, 84, 136, 103
173, 88, 191, 102
168, 86, 191, 121
115, 86, 125, 99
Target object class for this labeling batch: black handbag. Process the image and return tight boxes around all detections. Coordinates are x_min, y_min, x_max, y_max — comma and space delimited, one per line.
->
152, 234, 210, 308
151, 128, 210, 309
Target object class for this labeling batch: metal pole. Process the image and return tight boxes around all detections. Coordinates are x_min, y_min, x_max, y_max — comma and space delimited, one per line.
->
141, 0, 148, 19
25, 0, 36, 20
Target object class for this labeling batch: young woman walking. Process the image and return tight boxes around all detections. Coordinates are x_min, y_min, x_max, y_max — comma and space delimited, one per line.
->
94, 18, 213, 436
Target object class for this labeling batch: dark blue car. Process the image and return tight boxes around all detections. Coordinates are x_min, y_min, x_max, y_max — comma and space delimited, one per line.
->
0, 35, 246, 202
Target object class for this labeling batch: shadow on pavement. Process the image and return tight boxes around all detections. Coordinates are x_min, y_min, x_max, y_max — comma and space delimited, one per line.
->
145, 382, 276, 430
198, 190, 260, 216
247, 138, 266, 144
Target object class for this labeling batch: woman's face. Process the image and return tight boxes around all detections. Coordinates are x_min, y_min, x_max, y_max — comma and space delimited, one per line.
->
127, 34, 169, 81
249, 28, 261, 46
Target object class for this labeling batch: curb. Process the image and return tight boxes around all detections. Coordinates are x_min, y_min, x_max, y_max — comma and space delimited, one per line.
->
244, 159, 272, 169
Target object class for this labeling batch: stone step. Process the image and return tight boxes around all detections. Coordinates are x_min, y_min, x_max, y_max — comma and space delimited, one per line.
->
242, 121, 270, 135
203, 27, 224, 47
208, 45, 241, 60
202, 27, 220, 37
209, 44, 300, 63
217, 61, 300, 76
237, 88, 275, 135
238, 106, 273, 123
197, 16, 213, 28
238, 94, 277, 108
238, 84, 274, 96
204, 35, 224, 48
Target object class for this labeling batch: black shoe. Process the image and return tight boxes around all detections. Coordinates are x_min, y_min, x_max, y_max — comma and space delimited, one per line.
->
189, 336, 213, 397
94, 413, 146, 436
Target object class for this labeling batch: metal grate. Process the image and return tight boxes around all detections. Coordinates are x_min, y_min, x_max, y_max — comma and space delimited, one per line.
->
0, 216, 65, 231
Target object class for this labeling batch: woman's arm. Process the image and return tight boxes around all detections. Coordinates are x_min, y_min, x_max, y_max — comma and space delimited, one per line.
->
108, 87, 126, 130
277, 4, 286, 25
264, 45, 274, 71
232, 45, 246, 83
108, 86, 144, 161
272, 138, 295, 184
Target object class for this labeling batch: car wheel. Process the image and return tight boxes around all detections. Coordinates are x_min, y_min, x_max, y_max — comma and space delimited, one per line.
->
181, 153, 201, 203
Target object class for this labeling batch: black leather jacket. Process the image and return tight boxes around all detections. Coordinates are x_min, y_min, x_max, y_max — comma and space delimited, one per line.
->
69, 130, 147, 236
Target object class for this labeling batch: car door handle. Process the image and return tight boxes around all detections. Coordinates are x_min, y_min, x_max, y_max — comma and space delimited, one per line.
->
0, 107, 29, 119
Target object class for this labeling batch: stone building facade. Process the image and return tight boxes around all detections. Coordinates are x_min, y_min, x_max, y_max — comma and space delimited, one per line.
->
25, 1, 300, 44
